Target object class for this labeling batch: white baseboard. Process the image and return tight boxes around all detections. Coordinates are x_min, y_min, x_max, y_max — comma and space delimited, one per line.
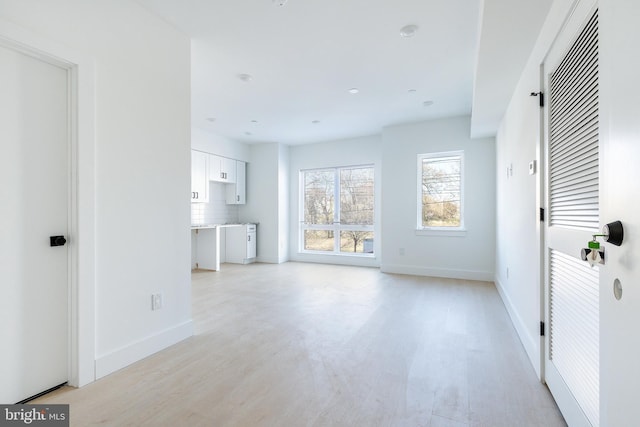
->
95, 320, 193, 379
256, 255, 281, 264
290, 254, 380, 268
380, 263, 493, 282
494, 276, 541, 379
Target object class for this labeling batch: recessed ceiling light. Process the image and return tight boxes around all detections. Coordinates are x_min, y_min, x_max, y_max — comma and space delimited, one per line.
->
348, 88, 359, 94
408, 89, 417, 93
400, 24, 419, 38
251, 120, 258, 124
245, 131, 252, 136
206, 117, 216, 122
312, 120, 320, 124
238, 73, 253, 82
423, 100, 434, 107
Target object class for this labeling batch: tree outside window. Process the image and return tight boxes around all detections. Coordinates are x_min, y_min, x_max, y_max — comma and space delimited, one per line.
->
302, 166, 374, 255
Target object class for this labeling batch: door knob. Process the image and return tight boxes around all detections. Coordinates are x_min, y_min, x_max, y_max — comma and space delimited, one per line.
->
50, 236, 67, 247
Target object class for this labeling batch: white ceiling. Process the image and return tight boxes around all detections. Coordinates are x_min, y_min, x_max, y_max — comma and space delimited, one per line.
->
471, 0, 553, 138
136, 0, 551, 145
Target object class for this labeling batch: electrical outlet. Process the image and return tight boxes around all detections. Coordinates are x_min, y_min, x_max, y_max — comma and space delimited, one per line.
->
151, 293, 163, 311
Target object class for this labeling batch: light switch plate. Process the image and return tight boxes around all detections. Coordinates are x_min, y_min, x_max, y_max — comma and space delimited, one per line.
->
151, 293, 163, 311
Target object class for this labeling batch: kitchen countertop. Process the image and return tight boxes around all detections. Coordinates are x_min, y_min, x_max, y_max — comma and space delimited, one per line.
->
191, 223, 256, 229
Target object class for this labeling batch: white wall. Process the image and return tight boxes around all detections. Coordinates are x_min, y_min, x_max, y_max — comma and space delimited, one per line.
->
192, 127, 249, 162
380, 116, 496, 280
494, 46, 546, 376
288, 135, 382, 267
242, 143, 281, 263
277, 143, 290, 263
0, 0, 192, 380
287, 119, 494, 276
494, 76, 543, 376
494, 0, 588, 378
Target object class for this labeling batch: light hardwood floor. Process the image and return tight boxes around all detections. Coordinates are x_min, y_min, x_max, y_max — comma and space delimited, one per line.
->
36, 262, 565, 426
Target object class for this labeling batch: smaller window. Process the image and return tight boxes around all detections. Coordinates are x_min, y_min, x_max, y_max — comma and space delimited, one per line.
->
417, 151, 464, 230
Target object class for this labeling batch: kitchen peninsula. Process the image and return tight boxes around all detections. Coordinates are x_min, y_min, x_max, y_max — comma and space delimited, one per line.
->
191, 223, 256, 271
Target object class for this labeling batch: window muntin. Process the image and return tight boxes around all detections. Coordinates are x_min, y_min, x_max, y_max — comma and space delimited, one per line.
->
301, 165, 374, 255
418, 151, 464, 229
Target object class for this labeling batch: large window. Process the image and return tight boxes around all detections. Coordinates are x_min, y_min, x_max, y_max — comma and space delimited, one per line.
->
418, 151, 464, 230
301, 165, 374, 255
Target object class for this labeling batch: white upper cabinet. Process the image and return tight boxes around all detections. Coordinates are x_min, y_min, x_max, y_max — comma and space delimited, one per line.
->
191, 150, 208, 203
209, 154, 236, 183
226, 160, 246, 205
195, 151, 245, 204
222, 157, 237, 183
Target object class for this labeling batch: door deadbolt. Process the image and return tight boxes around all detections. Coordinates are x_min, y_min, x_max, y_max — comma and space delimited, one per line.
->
50, 236, 67, 247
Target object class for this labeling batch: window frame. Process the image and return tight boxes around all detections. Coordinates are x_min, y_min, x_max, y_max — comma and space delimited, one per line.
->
416, 150, 466, 236
299, 164, 375, 256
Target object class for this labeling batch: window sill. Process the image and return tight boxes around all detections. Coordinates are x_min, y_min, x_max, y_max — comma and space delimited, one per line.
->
415, 228, 467, 237
299, 250, 376, 258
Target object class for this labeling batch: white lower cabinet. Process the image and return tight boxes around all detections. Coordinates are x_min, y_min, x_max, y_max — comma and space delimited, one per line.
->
225, 224, 256, 264
194, 228, 218, 270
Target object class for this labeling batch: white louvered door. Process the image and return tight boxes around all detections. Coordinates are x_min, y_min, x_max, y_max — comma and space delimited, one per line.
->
543, 3, 599, 427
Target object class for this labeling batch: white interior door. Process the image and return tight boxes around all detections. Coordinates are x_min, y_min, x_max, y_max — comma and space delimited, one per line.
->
0, 44, 69, 403
543, 3, 599, 426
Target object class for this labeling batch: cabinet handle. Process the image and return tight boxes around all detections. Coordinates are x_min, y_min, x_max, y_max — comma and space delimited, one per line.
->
195, 192, 198, 199
248, 235, 251, 241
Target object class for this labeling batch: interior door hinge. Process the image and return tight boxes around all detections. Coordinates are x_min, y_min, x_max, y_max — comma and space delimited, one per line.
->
530, 91, 544, 107
540, 321, 545, 337
539, 207, 545, 222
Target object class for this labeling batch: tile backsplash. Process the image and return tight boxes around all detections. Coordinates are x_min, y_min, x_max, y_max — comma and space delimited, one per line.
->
191, 182, 239, 225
